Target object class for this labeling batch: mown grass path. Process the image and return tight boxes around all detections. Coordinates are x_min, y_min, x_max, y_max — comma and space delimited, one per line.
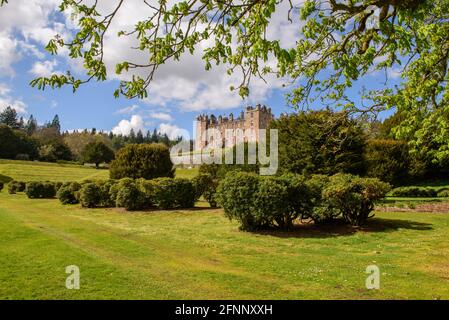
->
0, 192, 448, 299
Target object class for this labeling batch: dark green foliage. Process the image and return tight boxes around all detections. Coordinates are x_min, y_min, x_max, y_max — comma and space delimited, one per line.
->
0, 124, 39, 160
269, 110, 366, 175
0, 174, 13, 184
389, 187, 438, 197
115, 179, 147, 211
25, 182, 56, 199
364, 139, 409, 184
203, 178, 219, 208
0, 182, 3, 192
253, 176, 291, 229
216, 172, 260, 231
0, 106, 20, 128
322, 174, 391, 226
57, 186, 79, 204
216, 172, 389, 230
192, 173, 219, 206
151, 178, 195, 209
79, 183, 102, 208
110, 143, 174, 180
8, 180, 26, 194
81, 141, 115, 168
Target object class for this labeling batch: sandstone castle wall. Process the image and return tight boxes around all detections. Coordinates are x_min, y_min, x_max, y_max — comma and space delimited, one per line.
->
195, 104, 273, 150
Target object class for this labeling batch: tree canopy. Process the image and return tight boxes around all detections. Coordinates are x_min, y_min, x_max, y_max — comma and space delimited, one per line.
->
2, 0, 449, 161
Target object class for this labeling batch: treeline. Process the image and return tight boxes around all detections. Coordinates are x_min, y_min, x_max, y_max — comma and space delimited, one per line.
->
269, 110, 449, 186
0, 106, 182, 163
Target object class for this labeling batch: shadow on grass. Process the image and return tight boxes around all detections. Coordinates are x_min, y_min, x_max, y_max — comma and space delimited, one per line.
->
253, 218, 433, 239
0, 174, 13, 184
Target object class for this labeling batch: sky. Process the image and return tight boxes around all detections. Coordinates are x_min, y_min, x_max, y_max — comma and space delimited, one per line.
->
0, 0, 401, 139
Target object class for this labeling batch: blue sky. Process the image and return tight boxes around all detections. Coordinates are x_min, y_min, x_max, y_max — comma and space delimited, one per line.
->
0, 0, 399, 139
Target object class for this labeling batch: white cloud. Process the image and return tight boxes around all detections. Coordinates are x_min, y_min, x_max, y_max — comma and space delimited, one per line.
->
114, 104, 140, 115
149, 112, 173, 122
0, 32, 19, 76
158, 123, 189, 140
112, 115, 145, 136
0, 83, 27, 114
29, 60, 59, 77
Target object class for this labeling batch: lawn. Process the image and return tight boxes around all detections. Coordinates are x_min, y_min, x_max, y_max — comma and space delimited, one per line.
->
0, 191, 448, 299
0, 159, 448, 299
0, 159, 198, 182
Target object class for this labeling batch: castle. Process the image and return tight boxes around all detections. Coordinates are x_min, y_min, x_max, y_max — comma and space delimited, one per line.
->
195, 104, 274, 150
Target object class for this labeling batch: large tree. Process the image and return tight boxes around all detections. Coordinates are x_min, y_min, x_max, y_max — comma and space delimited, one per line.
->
81, 141, 115, 168
2, 0, 449, 160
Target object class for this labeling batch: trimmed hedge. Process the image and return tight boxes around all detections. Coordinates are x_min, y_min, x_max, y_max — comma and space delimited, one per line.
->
115, 179, 146, 211
388, 186, 438, 197
8, 180, 26, 194
151, 178, 195, 209
25, 181, 56, 199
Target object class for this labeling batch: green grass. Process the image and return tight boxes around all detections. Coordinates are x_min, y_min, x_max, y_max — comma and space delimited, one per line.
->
0, 191, 448, 299
1, 159, 448, 299
0, 159, 198, 182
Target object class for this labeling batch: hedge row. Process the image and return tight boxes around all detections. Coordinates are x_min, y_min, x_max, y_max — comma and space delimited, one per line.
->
388, 186, 449, 198
56, 178, 196, 211
216, 172, 391, 230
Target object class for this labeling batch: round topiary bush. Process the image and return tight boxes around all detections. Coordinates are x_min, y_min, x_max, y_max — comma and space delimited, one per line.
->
8, 180, 26, 194
109, 143, 175, 180
151, 178, 195, 209
79, 183, 102, 208
25, 182, 56, 199
216, 172, 260, 231
322, 174, 391, 226
115, 180, 146, 211
57, 186, 79, 204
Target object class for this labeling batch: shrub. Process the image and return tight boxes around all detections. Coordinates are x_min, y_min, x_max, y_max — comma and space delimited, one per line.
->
8, 180, 26, 194
115, 179, 146, 211
192, 173, 219, 207
151, 178, 195, 209
322, 174, 391, 226
305, 175, 341, 224
97, 180, 117, 207
203, 178, 219, 208
79, 183, 102, 208
216, 172, 260, 231
437, 189, 449, 197
110, 143, 174, 180
25, 182, 56, 199
388, 187, 437, 197
0, 181, 3, 192
253, 176, 290, 229
57, 186, 79, 204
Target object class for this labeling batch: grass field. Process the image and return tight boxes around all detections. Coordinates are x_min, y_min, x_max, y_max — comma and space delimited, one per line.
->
0, 159, 198, 182
0, 159, 448, 299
